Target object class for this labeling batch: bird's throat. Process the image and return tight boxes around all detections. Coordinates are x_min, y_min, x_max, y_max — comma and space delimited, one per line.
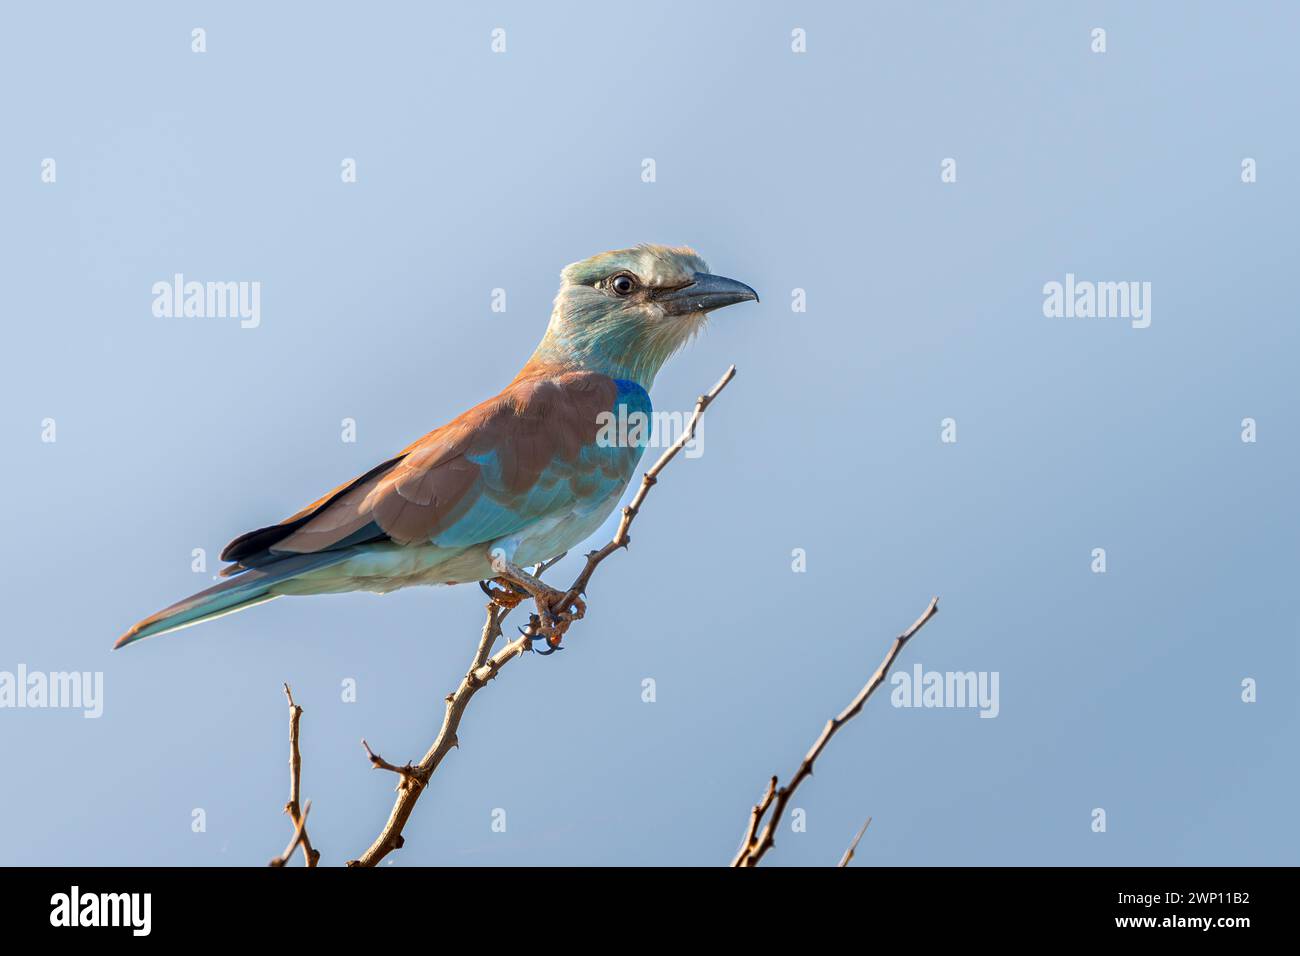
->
529, 314, 702, 390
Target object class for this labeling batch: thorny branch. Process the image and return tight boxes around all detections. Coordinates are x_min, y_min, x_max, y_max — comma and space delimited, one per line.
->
343, 365, 739, 867
345, 603, 523, 866
731, 597, 940, 867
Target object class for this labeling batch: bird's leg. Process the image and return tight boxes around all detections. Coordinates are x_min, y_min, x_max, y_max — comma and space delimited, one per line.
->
478, 578, 530, 610
489, 553, 586, 651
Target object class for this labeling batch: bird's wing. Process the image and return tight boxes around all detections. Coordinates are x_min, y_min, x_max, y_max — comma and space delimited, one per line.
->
219, 368, 648, 571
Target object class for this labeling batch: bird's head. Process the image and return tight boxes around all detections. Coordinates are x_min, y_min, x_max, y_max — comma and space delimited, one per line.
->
533, 244, 758, 387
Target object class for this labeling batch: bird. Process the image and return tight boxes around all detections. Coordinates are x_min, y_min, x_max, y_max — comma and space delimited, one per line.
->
115, 245, 758, 651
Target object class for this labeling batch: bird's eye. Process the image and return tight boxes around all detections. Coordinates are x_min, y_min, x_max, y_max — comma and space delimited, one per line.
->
610, 274, 636, 296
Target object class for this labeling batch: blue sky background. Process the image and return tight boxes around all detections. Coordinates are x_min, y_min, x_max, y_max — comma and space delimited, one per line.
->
1, 1, 1296, 866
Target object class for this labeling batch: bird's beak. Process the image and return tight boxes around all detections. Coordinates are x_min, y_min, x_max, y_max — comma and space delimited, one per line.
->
657, 272, 759, 315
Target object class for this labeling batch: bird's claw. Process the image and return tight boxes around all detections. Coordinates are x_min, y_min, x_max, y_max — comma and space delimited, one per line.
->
531, 637, 564, 656
480, 578, 529, 610
518, 588, 586, 656
518, 617, 564, 655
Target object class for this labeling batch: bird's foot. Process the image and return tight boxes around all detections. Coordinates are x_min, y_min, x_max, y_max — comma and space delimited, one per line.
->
489, 553, 585, 655
479, 578, 530, 610
523, 587, 586, 655
533, 587, 585, 652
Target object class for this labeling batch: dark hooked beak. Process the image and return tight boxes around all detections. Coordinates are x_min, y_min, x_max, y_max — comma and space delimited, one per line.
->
656, 272, 759, 316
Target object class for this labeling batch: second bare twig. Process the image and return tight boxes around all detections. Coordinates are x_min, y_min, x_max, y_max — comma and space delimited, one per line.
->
731, 597, 939, 867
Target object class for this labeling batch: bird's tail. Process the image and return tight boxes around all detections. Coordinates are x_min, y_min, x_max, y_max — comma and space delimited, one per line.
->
113, 550, 355, 649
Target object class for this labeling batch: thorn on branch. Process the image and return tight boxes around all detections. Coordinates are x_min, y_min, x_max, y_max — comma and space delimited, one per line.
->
362, 739, 424, 792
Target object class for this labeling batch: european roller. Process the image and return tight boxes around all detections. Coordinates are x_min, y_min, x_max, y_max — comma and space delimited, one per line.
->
115, 245, 758, 650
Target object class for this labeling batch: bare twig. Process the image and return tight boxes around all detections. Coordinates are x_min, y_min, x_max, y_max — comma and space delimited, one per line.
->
346, 604, 537, 866
734, 775, 778, 863
346, 366, 738, 867
838, 816, 872, 867
280, 684, 319, 866
269, 800, 312, 867
731, 597, 940, 867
